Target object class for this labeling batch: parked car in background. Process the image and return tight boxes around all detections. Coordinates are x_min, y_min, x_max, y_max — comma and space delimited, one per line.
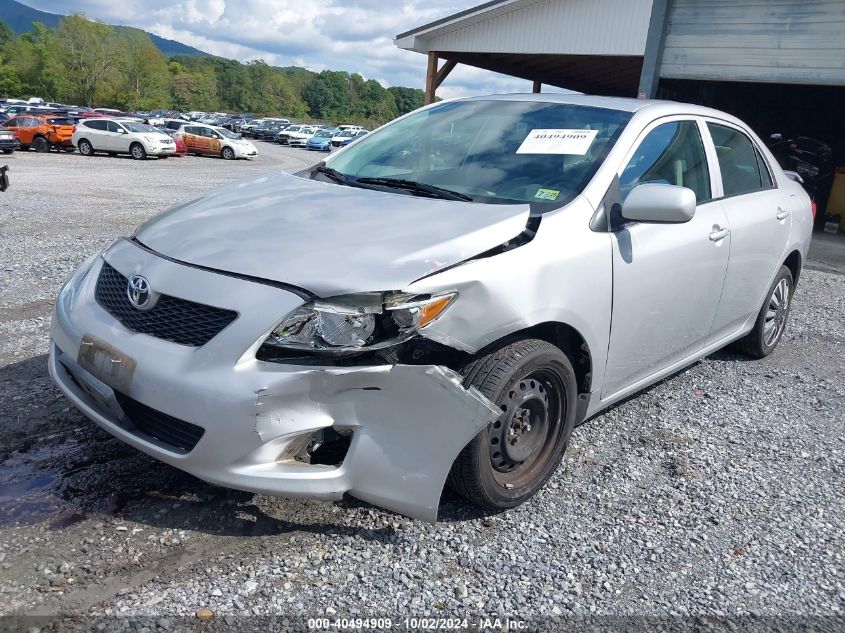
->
48, 94, 813, 522
244, 119, 289, 138
287, 125, 319, 147
4, 115, 76, 152
255, 123, 287, 141
306, 128, 340, 151
331, 128, 368, 148
173, 123, 257, 159
0, 126, 20, 153
73, 118, 175, 159
276, 124, 309, 145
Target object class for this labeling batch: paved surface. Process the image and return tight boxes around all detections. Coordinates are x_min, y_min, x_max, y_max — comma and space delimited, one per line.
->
0, 144, 843, 632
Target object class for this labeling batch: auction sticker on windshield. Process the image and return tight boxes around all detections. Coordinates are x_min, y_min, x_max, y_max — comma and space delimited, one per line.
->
516, 129, 598, 155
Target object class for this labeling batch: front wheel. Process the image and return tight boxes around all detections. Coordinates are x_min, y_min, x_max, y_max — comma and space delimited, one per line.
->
448, 338, 577, 510
732, 265, 794, 358
130, 143, 147, 160
221, 146, 235, 160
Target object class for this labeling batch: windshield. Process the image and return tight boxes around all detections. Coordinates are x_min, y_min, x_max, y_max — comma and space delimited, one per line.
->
324, 99, 631, 208
123, 122, 160, 134
217, 127, 240, 139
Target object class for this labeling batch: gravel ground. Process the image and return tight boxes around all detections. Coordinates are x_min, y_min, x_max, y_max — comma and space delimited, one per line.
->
0, 144, 843, 632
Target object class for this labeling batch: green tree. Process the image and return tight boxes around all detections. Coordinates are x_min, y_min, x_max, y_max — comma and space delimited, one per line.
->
57, 14, 121, 106
116, 29, 170, 110
0, 21, 15, 46
388, 86, 424, 116
0, 54, 23, 97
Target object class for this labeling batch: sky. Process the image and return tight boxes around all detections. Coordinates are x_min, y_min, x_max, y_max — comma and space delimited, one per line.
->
20, 0, 540, 98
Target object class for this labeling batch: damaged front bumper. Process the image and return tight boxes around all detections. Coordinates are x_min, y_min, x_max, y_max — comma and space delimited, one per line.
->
48, 241, 498, 521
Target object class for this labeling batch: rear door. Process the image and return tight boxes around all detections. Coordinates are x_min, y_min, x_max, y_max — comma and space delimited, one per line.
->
704, 121, 792, 340
602, 117, 730, 398
81, 120, 108, 149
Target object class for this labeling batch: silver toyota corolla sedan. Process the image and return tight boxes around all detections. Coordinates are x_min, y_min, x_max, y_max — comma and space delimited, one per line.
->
49, 94, 812, 521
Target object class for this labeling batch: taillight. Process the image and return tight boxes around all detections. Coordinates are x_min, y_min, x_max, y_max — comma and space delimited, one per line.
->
811, 200, 817, 220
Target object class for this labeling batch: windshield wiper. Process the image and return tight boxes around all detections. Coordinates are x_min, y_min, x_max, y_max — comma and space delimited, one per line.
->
314, 165, 354, 185
354, 177, 473, 202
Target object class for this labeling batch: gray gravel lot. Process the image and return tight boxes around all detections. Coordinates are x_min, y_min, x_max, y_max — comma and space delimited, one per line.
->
0, 144, 843, 631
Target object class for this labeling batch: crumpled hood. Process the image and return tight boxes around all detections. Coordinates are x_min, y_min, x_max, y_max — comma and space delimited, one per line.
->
135, 171, 530, 296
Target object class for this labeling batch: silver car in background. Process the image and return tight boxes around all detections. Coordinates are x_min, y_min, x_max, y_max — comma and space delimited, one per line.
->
49, 95, 812, 521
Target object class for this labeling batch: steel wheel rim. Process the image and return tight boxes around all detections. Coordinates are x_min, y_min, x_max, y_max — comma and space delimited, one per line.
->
490, 369, 565, 489
132, 146, 143, 158
763, 278, 790, 347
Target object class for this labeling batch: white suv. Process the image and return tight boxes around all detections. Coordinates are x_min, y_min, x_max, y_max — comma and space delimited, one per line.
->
73, 118, 176, 160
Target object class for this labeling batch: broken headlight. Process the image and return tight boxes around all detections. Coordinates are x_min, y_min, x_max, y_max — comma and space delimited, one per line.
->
264, 291, 457, 354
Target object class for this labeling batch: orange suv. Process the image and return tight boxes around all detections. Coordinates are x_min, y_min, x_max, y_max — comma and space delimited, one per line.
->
3, 115, 76, 152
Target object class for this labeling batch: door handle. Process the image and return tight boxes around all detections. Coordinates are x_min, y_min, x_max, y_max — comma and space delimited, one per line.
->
776, 208, 789, 221
709, 226, 730, 242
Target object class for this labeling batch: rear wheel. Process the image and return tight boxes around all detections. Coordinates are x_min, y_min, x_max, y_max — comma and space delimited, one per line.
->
32, 136, 50, 153
448, 338, 577, 510
130, 143, 147, 160
78, 139, 94, 156
732, 265, 793, 358
221, 146, 235, 160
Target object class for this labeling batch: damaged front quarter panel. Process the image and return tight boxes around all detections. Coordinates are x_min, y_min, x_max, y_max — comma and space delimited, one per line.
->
253, 363, 499, 522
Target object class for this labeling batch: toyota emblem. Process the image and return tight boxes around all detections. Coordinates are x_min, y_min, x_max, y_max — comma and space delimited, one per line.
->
126, 274, 152, 310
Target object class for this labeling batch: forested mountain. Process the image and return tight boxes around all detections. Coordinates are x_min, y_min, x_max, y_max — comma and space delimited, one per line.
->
0, 10, 425, 126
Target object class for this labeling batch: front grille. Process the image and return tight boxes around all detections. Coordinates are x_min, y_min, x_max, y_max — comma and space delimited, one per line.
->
95, 262, 238, 347
114, 392, 205, 453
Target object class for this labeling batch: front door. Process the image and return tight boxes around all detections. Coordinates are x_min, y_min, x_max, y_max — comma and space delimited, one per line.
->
602, 119, 730, 398
106, 121, 130, 152
704, 122, 793, 340
182, 127, 205, 154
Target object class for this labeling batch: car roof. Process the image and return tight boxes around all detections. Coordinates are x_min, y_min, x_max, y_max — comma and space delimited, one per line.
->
459, 93, 744, 122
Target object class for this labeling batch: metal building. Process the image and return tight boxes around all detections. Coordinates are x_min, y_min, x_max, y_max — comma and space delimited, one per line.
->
395, 0, 845, 102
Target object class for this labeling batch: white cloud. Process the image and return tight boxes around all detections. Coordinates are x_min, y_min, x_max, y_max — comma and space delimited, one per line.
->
21, 0, 532, 96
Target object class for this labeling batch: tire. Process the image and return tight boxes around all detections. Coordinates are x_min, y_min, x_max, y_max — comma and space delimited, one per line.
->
448, 338, 577, 510
78, 139, 94, 156
32, 136, 50, 153
732, 265, 794, 359
130, 143, 147, 160
221, 146, 235, 160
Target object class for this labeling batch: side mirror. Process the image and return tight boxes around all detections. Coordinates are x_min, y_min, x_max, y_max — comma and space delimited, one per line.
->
621, 183, 696, 224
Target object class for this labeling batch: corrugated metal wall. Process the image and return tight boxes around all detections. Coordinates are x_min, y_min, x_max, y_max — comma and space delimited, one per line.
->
421, 0, 652, 56
661, 0, 845, 85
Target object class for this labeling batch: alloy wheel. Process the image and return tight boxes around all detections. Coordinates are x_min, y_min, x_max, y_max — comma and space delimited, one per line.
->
763, 278, 790, 347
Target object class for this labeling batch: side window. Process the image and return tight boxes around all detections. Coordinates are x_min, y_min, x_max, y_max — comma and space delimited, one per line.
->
620, 120, 711, 203
87, 120, 107, 131
4, 118, 18, 128
755, 146, 774, 188
707, 123, 767, 197
106, 121, 122, 133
